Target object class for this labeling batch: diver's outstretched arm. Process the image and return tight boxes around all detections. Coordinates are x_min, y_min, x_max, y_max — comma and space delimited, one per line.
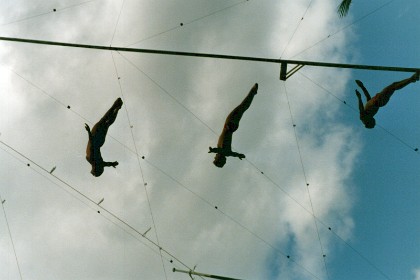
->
355, 80, 371, 101
103, 161, 118, 168
355, 90, 364, 114
85, 123, 92, 139
229, 151, 245, 160
208, 147, 245, 159
209, 147, 221, 154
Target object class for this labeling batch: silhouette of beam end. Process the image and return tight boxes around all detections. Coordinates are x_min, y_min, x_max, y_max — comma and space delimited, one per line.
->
280, 62, 287, 81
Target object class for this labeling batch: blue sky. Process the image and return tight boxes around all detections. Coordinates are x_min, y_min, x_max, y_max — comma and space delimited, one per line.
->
302, 1, 419, 279
0, 1, 418, 280
333, 1, 420, 279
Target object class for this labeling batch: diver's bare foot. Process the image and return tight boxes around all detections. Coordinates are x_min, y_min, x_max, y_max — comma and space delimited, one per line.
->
252, 83, 258, 94
355, 80, 364, 88
114, 98, 123, 108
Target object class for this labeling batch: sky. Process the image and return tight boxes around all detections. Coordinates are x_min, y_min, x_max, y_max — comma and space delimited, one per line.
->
0, 0, 418, 280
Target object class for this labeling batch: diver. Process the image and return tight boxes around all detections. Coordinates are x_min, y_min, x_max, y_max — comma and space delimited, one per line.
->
209, 83, 258, 167
355, 72, 419, 128
85, 98, 123, 176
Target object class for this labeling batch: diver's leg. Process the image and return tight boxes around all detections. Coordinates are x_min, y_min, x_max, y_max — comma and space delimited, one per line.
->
384, 75, 417, 92
226, 83, 258, 125
101, 98, 123, 126
91, 98, 122, 147
376, 75, 417, 107
238, 83, 258, 112
89, 123, 108, 148
355, 80, 371, 101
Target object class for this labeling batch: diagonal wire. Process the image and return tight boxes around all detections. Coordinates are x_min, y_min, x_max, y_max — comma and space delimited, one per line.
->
280, 0, 313, 58
6, 68, 93, 123
2, 51, 399, 280
117, 51, 218, 134
141, 157, 321, 280
124, 0, 249, 47
0, 0, 100, 27
298, 71, 419, 153
109, 54, 323, 278
0, 139, 198, 278
110, 51, 168, 280
116, 54, 395, 279
282, 82, 330, 279
290, 0, 395, 59
0, 194, 23, 280
4, 56, 398, 279
110, 0, 125, 46
0, 145, 162, 260
64, 53, 323, 279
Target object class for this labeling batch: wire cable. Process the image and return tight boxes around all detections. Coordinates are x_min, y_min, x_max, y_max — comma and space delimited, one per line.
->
280, 0, 313, 58
0, 0, 100, 27
141, 156, 321, 280
114, 54, 395, 279
290, 0, 395, 59
117, 51, 218, 134
124, 0, 249, 47
110, 51, 168, 280
0, 139, 197, 277
110, 0, 125, 46
298, 71, 419, 153
0, 144, 162, 260
2, 48, 400, 280
91, 60, 323, 278
4, 57, 398, 279
0, 194, 23, 280
6, 68, 93, 124
283, 82, 330, 279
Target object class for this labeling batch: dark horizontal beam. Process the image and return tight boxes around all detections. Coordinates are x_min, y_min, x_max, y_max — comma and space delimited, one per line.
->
1, 36, 419, 73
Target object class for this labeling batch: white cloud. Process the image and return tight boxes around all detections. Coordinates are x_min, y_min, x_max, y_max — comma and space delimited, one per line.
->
0, 0, 361, 279
413, 268, 420, 280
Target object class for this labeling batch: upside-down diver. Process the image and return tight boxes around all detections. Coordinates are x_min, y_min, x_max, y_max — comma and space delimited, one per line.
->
355, 72, 419, 129
209, 83, 258, 168
85, 98, 123, 177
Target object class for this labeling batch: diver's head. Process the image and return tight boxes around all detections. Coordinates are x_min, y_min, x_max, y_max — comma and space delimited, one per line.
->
213, 153, 226, 168
363, 117, 376, 129
91, 164, 104, 177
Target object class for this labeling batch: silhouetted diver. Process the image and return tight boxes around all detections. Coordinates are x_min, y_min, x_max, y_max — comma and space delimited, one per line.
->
209, 83, 258, 167
355, 72, 419, 129
85, 98, 123, 176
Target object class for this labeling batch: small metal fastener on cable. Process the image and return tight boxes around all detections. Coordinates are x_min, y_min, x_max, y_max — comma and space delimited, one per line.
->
142, 227, 151, 237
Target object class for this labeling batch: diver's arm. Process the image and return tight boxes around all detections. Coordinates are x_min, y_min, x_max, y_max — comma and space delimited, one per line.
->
355, 90, 364, 115
103, 161, 118, 168
209, 147, 223, 154
229, 151, 245, 160
85, 123, 93, 139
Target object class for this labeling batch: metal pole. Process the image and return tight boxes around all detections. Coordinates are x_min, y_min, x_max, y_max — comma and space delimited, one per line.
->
173, 268, 244, 280
0, 36, 419, 73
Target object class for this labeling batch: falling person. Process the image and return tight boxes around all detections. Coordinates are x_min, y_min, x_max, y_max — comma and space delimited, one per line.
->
355, 72, 419, 129
209, 83, 258, 168
85, 98, 123, 177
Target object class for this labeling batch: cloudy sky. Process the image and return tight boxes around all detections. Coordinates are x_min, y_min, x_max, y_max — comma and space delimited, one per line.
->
0, 0, 418, 280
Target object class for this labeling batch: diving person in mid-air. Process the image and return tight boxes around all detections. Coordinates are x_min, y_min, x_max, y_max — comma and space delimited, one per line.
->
209, 83, 258, 168
85, 98, 123, 177
355, 72, 419, 129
